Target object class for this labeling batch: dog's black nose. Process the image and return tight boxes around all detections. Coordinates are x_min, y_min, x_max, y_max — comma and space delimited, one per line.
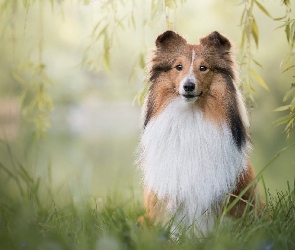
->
183, 81, 195, 92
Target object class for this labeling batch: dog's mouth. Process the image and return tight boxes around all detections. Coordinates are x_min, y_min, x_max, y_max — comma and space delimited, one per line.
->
182, 92, 203, 99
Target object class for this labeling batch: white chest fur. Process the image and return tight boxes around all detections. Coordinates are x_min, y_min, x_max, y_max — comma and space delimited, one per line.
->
139, 98, 248, 232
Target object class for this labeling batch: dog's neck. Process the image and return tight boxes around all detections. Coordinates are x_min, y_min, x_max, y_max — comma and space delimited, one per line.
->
139, 98, 249, 230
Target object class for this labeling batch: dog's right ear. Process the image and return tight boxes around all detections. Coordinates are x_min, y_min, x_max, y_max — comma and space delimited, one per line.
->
200, 31, 231, 52
155, 30, 187, 51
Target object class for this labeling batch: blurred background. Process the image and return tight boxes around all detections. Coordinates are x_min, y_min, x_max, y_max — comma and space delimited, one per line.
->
0, 0, 294, 205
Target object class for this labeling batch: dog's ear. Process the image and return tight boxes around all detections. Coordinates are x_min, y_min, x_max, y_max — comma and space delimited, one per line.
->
200, 31, 231, 51
155, 30, 187, 51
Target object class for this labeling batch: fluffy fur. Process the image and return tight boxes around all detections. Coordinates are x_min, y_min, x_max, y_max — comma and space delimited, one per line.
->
138, 30, 258, 234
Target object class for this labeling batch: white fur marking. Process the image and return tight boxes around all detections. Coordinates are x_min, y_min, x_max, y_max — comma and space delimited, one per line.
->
236, 90, 250, 128
138, 98, 248, 233
178, 50, 198, 103
189, 49, 195, 73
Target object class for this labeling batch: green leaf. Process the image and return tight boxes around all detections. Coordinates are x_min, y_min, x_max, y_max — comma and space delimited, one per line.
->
103, 33, 111, 69
131, 13, 136, 30
283, 86, 295, 102
49, 0, 54, 9
285, 117, 295, 131
274, 105, 290, 112
253, 58, 262, 68
291, 21, 295, 46
250, 69, 270, 91
116, 18, 125, 30
255, 1, 272, 18
139, 53, 145, 69
282, 64, 295, 73
94, 25, 108, 42
165, 0, 176, 9
274, 16, 286, 21
275, 19, 295, 30
240, 30, 245, 48
286, 24, 291, 43
275, 113, 295, 126
251, 18, 259, 48
91, 20, 103, 39
23, 0, 29, 9
132, 84, 149, 106
240, 9, 246, 26
18, 163, 34, 184
223, 144, 295, 215
0, 161, 15, 179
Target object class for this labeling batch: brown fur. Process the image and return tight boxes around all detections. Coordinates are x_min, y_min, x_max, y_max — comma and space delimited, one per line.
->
146, 31, 237, 128
228, 162, 258, 217
142, 30, 261, 225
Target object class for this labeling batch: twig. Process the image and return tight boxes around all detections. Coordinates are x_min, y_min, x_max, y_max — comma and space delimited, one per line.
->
228, 193, 254, 208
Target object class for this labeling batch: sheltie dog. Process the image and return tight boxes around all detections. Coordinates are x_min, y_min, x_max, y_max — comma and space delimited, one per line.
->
137, 30, 259, 234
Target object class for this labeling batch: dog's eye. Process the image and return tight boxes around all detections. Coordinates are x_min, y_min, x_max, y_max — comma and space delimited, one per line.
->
200, 66, 207, 71
175, 64, 183, 71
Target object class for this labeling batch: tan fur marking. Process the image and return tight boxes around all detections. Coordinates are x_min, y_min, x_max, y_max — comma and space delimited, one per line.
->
228, 162, 258, 217
196, 75, 228, 125
143, 188, 157, 222
143, 189, 170, 225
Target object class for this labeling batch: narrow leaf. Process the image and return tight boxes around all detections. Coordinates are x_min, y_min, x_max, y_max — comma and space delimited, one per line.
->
224, 144, 295, 215
95, 25, 108, 42
103, 34, 111, 69
282, 64, 295, 73
131, 14, 136, 30
251, 18, 259, 48
275, 113, 295, 126
275, 19, 295, 30
276, 19, 295, 29
283, 87, 295, 102
286, 24, 290, 43
255, 1, 272, 18
285, 117, 295, 131
253, 59, 262, 68
250, 69, 270, 91
139, 53, 145, 69
273, 16, 286, 21
240, 30, 245, 48
274, 105, 290, 112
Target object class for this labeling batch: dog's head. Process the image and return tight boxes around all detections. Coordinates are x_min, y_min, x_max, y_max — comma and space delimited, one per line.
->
149, 30, 236, 103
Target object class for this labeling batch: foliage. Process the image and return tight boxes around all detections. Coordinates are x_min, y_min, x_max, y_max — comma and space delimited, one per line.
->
274, 1, 295, 138
238, 0, 270, 104
0, 144, 295, 249
237, 0, 295, 137
1, 0, 295, 137
0, 2, 294, 249
1, 0, 54, 138
82, 0, 186, 70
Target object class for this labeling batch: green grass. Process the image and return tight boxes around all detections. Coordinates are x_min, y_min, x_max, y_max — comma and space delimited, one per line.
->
1, 182, 295, 250
0, 145, 295, 249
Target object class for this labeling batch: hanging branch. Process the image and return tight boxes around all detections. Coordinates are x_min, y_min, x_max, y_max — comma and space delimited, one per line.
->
274, 0, 295, 138
35, 0, 54, 138
239, 0, 270, 107
82, 0, 126, 72
133, 0, 187, 106
16, 0, 54, 139
82, 0, 186, 106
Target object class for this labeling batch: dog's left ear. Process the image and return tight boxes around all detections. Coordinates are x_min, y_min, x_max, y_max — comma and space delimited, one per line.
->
200, 31, 231, 51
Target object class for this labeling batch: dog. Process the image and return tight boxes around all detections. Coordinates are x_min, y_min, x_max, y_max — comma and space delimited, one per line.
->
137, 30, 259, 234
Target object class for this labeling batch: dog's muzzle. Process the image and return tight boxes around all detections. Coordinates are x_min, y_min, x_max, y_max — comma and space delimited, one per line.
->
181, 81, 202, 102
